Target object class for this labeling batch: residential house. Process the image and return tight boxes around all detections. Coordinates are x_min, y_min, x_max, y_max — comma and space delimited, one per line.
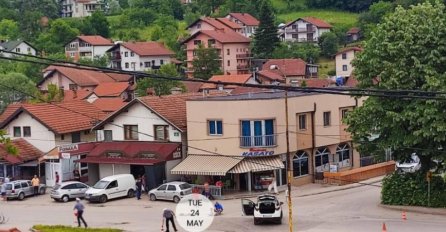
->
108, 42, 176, 71
39, 65, 133, 92
0, 100, 106, 186
226, 13, 260, 37
281, 17, 332, 42
200, 74, 260, 93
60, 0, 103, 18
187, 17, 243, 36
90, 93, 219, 188
346, 27, 361, 42
0, 40, 37, 57
335, 47, 363, 77
171, 91, 360, 190
0, 139, 43, 180
183, 29, 251, 78
257, 59, 318, 86
65, 35, 113, 61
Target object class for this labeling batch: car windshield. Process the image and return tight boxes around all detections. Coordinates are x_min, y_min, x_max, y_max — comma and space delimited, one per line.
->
53, 184, 61, 190
179, 183, 191, 190
93, 180, 109, 189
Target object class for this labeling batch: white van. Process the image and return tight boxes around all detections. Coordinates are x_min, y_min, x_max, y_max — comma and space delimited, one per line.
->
85, 174, 136, 203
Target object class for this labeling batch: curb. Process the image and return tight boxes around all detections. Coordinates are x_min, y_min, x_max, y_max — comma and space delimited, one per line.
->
379, 204, 446, 216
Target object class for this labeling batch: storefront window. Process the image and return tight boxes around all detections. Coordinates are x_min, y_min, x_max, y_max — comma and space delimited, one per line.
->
315, 147, 330, 172
293, 151, 309, 177
336, 143, 351, 168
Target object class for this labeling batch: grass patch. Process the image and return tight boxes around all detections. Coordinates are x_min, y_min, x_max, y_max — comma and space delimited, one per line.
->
33, 225, 122, 232
317, 57, 336, 77
277, 10, 359, 28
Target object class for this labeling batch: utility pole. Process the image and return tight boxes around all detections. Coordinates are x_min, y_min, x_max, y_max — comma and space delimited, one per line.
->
285, 88, 293, 232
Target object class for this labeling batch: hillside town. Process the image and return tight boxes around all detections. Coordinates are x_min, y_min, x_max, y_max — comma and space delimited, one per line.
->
0, 1, 445, 232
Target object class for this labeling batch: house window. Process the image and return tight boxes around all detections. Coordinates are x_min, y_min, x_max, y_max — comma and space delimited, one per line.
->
15, 48, 21, 53
240, 119, 275, 147
61, 134, 65, 140
194, 40, 201, 45
315, 147, 330, 172
13, 127, 21, 137
125, 63, 129, 69
342, 65, 348, 71
292, 34, 298, 39
323, 111, 331, 126
197, 23, 201, 29
104, 130, 113, 141
70, 52, 75, 57
130, 52, 134, 57
341, 109, 349, 121
71, 132, 81, 143
23, 127, 31, 137
227, 49, 230, 55
124, 125, 139, 140
193, 50, 197, 56
69, 84, 77, 90
154, 125, 169, 141
336, 143, 351, 168
208, 120, 223, 135
160, 60, 164, 65
293, 151, 309, 177
227, 60, 230, 66
298, 114, 306, 130
342, 53, 347, 59
124, 52, 128, 57
27, 47, 31, 52
145, 62, 151, 67
80, 154, 88, 175
131, 62, 136, 70
70, 43, 76, 48
208, 39, 215, 46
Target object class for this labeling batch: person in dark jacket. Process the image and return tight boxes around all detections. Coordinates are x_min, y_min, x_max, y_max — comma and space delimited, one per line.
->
135, 176, 142, 200
73, 198, 88, 228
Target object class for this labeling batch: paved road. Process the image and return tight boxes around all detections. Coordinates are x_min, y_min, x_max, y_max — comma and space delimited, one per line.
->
0, 184, 445, 232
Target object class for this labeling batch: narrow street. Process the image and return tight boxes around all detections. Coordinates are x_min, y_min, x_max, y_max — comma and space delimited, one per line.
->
1, 183, 445, 232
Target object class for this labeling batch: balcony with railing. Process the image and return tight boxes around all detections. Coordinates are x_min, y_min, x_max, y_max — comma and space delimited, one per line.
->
240, 135, 277, 148
236, 53, 252, 59
110, 52, 121, 61
237, 64, 250, 70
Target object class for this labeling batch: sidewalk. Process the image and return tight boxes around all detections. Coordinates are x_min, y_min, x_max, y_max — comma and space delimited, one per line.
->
380, 204, 446, 216
220, 175, 384, 200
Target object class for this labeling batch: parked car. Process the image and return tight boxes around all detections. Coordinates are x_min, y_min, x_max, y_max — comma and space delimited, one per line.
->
85, 174, 135, 203
2, 180, 46, 200
50, 181, 90, 202
242, 195, 283, 225
396, 153, 421, 173
149, 181, 192, 203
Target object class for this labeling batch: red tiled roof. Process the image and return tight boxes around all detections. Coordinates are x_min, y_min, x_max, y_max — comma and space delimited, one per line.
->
229, 13, 260, 26
345, 75, 359, 87
121, 42, 175, 56
183, 30, 251, 44
77, 35, 113, 46
42, 66, 132, 87
0, 101, 107, 134
201, 74, 252, 89
216, 18, 243, 29
257, 70, 285, 82
0, 103, 22, 124
94, 82, 130, 97
302, 17, 333, 28
0, 139, 43, 164
63, 89, 93, 102
336, 47, 363, 55
347, 27, 360, 34
181, 81, 202, 93
262, 59, 307, 77
92, 98, 127, 113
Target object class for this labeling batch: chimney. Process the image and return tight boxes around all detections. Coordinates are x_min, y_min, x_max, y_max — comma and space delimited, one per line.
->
170, 87, 182, 95
146, 88, 155, 96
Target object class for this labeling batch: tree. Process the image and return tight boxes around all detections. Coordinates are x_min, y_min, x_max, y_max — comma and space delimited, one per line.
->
318, 32, 339, 57
359, 1, 394, 38
272, 42, 321, 62
0, 19, 19, 40
33, 83, 63, 103
35, 19, 80, 54
192, 44, 222, 80
136, 64, 185, 96
345, 2, 446, 174
0, 130, 18, 156
79, 55, 109, 67
88, 11, 110, 38
0, 73, 38, 112
252, 0, 280, 58
108, 0, 122, 15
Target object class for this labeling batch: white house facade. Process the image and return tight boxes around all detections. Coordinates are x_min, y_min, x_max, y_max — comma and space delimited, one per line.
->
0, 40, 37, 57
282, 17, 332, 42
60, 0, 104, 18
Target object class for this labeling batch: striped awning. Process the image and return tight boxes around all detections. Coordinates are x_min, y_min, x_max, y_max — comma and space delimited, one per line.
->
228, 156, 284, 174
171, 154, 243, 176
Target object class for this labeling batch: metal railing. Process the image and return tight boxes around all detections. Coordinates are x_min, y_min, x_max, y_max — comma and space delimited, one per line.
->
240, 135, 277, 147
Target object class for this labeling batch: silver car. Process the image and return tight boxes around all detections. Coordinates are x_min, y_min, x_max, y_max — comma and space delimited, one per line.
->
2, 180, 46, 200
50, 181, 89, 202
149, 181, 192, 203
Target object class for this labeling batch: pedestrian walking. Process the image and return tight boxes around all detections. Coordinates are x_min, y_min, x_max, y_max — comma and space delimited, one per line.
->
31, 175, 40, 196
267, 173, 278, 194
1, 182, 6, 201
161, 208, 177, 232
73, 170, 81, 182
141, 174, 147, 193
135, 176, 142, 200
73, 198, 88, 228
55, 171, 60, 184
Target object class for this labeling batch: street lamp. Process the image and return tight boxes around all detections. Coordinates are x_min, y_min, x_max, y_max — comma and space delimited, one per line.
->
270, 65, 293, 232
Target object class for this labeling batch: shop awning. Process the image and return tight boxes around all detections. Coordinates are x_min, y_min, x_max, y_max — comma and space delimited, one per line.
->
75, 157, 163, 166
171, 154, 242, 176
18, 160, 39, 167
228, 156, 284, 174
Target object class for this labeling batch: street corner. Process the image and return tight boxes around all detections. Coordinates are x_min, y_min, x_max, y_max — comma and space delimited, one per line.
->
379, 204, 446, 216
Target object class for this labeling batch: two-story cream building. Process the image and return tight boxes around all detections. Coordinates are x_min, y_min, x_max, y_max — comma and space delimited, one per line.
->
335, 47, 363, 77
172, 91, 360, 191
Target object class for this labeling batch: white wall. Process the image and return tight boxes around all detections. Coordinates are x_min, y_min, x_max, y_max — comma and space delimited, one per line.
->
165, 159, 181, 181
99, 164, 130, 179
1, 42, 37, 58
5, 112, 55, 152
284, 20, 330, 42
119, 46, 172, 71
100, 102, 182, 142
92, 45, 113, 59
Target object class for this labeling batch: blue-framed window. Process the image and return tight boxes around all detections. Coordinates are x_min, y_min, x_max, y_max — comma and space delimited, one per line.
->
240, 119, 275, 147
208, 120, 223, 135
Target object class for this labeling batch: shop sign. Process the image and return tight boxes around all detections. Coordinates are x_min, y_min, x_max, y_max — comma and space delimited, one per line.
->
172, 147, 182, 159
140, 153, 156, 159
242, 148, 274, 157
61, 153, 70, 159
106, 152, 122, 158
58, 144, 78, 153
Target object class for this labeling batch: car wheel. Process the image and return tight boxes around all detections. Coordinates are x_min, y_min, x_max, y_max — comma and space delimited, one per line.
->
149, 194, 157, 201
62, 195, 69, 203
173, 196, 180, 203
254, 218, 260, 225
99, 194, 107, 203
39, 188, 46, 195
127, 189, 135, 198
18, 192, 25, 201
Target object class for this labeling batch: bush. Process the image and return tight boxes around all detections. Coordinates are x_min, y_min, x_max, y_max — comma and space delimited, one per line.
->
381, 172, 446, 208
33, 225, 122, 232
327, 70, 336, 76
